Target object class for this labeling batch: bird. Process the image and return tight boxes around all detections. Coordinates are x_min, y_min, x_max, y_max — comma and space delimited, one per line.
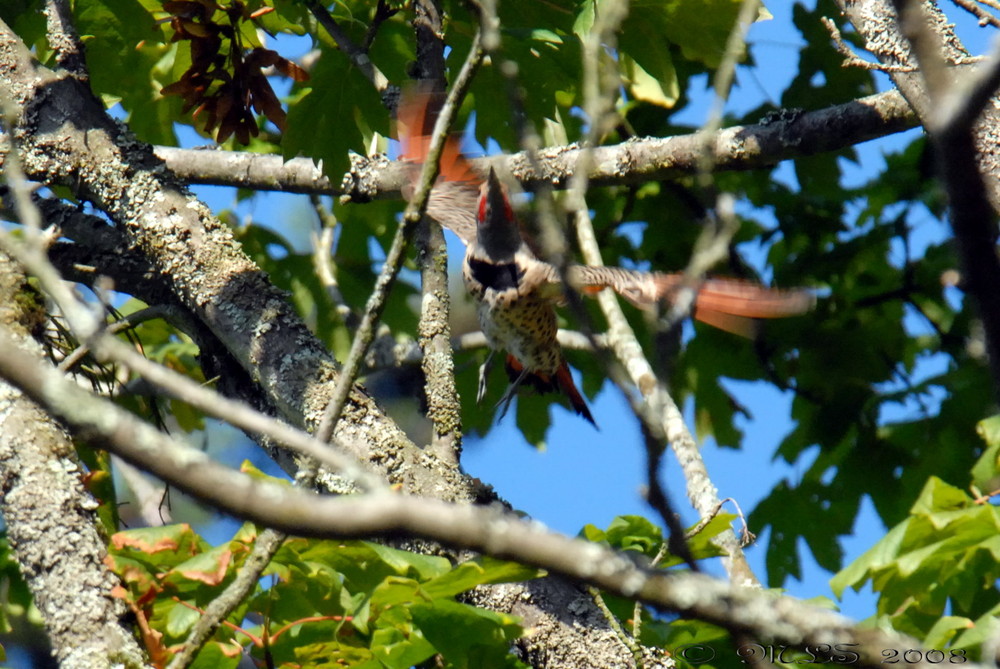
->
396, 87, 813, 425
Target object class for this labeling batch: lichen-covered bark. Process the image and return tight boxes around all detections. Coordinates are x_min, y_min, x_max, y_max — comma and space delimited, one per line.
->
0, 251, 150, 668
0, 18, 467, 501
150, 89, 917, 201
0, 20, 652, 668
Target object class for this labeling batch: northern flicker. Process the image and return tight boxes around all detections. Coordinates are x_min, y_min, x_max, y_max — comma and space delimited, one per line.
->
397, 88, 813, 425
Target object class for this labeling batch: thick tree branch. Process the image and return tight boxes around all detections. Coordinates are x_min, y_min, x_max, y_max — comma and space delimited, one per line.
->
0, 17, 469, 501
0, 330, 978, 669
0, 252, 149, 668
142, 89, 916, 199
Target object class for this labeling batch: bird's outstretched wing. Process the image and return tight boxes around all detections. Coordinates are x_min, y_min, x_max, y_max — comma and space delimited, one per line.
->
397, 87, 814, 337
396, 85, 481, 244
552, 264, 814, 336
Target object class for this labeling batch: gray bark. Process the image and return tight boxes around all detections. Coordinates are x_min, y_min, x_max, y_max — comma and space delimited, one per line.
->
0, 251, 150, 668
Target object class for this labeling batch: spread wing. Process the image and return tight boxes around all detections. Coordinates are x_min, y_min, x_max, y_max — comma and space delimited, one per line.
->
539, 264, 814, 336
396, 86, 481, 244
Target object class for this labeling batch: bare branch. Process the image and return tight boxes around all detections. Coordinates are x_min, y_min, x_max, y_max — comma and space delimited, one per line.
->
951, 0, 1000, 28
0, 252, 150, 668
0, 327, 980, 669
305, 0, 390, 95
141, 90, 916, 199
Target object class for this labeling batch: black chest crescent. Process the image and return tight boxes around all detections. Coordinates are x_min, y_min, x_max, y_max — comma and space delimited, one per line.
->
467, 258, 524, 292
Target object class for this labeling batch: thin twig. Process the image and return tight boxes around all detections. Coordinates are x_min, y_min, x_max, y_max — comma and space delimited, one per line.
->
313, 27, 484, 446
167, 528, 286, 669
565, 0, 707, 578
305, 0, 390, 95
953, 0, 1000, 28
588, 585, 644, 668
657, 0, 763, 585
114, 456, 172, 527
362, 0, 398, 52
58, 305, 179, 372
308, 195, 355, 326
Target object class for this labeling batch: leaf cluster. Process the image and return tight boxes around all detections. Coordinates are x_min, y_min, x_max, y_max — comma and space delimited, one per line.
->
159, 0, 309, 144
105, 467, 539, 668
831, 420, 1000, 656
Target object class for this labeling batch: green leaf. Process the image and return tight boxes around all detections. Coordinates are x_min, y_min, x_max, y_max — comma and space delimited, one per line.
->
909, 477, 972, 517
619, 51, 678, 108
625, 0, 745, 69
973, 416, 1000, 493
75, 0, 182, 145
422, 558, 542, 600
365, 542, 451, 581
953, 606, 1000, 653
0, 0, 48, 60
189, 641, 243, 669
832, 476, 1000, 639
284, 47, 387, 180
109, 524, 208, 567
164, 599, 201, 638
830, 522, 907, 598
604, 515, 663, 557
683, 513, 736, 563
410, 599, 525, 669
371, 622, 436, 669
163, 543, 235, 591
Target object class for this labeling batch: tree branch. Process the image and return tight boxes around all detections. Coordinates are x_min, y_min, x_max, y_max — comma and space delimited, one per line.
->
313, 22, 483, 445
0, 252, 150, 668
305, 0, 390, 95
140, 89, 916, 200
837, 0, 1000, 401
0, 17, 470, 501
43, 0, 87, 81
0, 329, 977, 669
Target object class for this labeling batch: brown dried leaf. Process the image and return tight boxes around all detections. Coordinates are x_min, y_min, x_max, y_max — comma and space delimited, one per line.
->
274, 56, 309, 82
247, 47, 280, 68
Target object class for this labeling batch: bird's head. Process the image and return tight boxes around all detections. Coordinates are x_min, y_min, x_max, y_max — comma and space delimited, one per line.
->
475, 167, 522, 260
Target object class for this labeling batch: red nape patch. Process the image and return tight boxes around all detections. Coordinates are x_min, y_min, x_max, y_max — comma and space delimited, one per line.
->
478, 192, 488, 225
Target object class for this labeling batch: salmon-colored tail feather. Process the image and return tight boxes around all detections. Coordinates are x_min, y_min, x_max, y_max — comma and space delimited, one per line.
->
504, 355, 596, 426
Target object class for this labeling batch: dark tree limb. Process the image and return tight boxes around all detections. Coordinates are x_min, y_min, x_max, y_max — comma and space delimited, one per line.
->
836, 0, 1000, 401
